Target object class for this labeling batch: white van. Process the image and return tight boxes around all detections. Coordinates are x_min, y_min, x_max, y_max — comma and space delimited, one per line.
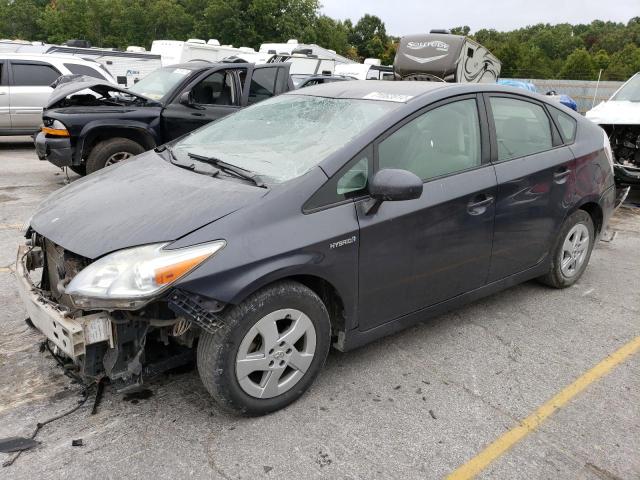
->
0, 53, 116, 135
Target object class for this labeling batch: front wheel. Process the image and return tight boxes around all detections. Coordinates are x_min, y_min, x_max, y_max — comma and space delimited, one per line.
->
538, 210, 595, 288
197, 281, 331, 415
85, 138, 144, 174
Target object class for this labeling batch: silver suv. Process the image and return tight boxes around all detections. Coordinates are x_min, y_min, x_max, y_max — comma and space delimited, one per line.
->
0, 53, 116, 135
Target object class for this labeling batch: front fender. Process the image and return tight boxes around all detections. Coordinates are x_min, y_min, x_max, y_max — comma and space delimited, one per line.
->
76, 119, 161, 162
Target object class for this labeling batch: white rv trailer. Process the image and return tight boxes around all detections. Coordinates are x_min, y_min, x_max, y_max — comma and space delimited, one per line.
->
44, 45, 161, 86
334, 61, 394, 80
259, 39, 356, 65
0, 40, 161, 86
151, 39, 272, 66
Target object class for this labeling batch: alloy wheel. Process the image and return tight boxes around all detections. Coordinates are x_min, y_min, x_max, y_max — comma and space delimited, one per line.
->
235, 308, 316, 399
560, 223, 590, 278
105, 151, 134, 166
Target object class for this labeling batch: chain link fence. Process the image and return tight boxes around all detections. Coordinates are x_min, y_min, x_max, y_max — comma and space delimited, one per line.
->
505, 78, 625, 113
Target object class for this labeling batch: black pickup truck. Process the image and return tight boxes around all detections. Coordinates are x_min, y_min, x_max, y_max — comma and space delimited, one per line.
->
35, 61, 293, 174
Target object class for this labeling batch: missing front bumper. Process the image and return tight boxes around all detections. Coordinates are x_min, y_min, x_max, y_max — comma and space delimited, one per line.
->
15, 244, 113, 361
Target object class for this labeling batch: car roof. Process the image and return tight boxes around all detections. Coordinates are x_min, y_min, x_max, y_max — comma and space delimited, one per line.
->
287, 80, 450, 103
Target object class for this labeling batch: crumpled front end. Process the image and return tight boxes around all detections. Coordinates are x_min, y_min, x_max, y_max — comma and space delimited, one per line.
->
16, 232, 211, 391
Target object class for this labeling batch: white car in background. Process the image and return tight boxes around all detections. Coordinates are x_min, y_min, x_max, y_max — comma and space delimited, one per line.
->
0, 53, 116, 136
587, 72, 640, 187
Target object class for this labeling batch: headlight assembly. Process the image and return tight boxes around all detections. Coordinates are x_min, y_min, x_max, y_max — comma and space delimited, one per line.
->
65, 241, 225, 309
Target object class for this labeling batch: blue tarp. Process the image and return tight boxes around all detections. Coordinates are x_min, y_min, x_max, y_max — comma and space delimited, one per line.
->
497, 79, 578, 111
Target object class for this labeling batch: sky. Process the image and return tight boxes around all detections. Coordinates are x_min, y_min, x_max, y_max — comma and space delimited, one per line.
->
320, 0, 639, 36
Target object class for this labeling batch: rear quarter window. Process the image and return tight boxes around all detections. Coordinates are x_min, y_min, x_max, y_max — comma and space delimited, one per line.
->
548, 106, 577, 144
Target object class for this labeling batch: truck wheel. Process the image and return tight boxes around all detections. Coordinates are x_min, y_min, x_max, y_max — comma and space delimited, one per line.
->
197, 281, 331, 416
538, 210, 595, 288
85, 138, 144, 174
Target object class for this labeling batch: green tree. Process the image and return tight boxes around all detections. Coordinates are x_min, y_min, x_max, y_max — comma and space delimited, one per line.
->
349, 14, 387, 60
302, 15, 349, 55
560, 48, 596, 79
450, 26, 470, 36
0, 0, 46, 40
606, 43, 640, 80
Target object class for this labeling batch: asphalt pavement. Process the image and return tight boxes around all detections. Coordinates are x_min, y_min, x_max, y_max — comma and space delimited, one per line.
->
0, 136, 638, 479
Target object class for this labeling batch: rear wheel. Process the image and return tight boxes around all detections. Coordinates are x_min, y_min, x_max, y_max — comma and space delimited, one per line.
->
538, 210, 595, 288
197, 281, 331, 415
85, 138, 144, 174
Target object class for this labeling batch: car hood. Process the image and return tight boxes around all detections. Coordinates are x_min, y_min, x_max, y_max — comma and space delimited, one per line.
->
30, 151, 267, 259
586, 100, 640, 125
46, 75, 158, 108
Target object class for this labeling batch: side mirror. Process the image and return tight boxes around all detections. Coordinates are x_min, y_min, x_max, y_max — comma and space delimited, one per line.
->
364, 168, 423, 214
179, 91, 193, 106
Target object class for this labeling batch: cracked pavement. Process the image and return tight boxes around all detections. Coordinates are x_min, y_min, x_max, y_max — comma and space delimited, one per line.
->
0, 136, 639, 479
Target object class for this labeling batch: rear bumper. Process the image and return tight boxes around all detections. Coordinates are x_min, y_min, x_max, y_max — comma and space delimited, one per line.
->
15, 244, 113, 361
34, 131, 74, 168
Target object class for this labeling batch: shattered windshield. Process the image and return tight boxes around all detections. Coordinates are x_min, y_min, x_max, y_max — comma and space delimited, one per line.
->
173, 94, 399, 184
128, 67, 192, 101
611, 73, 640, 102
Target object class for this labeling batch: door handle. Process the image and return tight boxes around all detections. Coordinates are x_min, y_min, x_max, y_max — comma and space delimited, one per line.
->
0, 91, 6, 95
191, 112, 204, 117
553, 168, 571, 183
467, 194, 494, 215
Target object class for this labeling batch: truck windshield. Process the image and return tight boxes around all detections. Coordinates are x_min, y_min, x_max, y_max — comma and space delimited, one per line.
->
173, 94, 400, 184
611, 73, 640, 102
128, 66, 192, 101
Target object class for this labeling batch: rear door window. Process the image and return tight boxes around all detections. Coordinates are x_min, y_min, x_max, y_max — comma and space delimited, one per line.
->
490, 97, 553, 161
64, 63, 108, 80
11, 62, 60, 86
248, 68, 278, 105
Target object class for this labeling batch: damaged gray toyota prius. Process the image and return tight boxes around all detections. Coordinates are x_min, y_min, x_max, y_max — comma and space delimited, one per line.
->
17, 81, 615, 415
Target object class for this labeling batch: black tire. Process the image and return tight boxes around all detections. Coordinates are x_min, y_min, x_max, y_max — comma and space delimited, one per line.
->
538, 210, 595, 288
69, 165, 86, 176
85, 138, 144, 174
197, 281, 331, 416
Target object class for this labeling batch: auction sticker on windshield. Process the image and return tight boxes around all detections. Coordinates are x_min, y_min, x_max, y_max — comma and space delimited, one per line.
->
363, 92, 414, 103
173, 68, 191, 75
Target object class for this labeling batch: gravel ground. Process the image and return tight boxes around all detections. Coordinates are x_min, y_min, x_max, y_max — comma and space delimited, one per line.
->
0, 136, 639, 479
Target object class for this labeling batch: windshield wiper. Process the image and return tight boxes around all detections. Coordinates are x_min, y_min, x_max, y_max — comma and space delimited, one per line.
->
188, 153, 267, 188
157, 146, 220, 177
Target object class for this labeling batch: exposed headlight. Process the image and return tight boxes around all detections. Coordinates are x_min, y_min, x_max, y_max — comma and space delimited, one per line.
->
42, 119, 70, 137
66, 241, 225, 309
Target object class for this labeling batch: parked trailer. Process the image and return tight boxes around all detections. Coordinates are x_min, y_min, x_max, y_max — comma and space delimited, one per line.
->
394, 32, 501, 83
151, 39, 272, 66
259, 39, 356, 65
334, 62, 394, 80
0, 40, 161, 87
44, 45, 161, 86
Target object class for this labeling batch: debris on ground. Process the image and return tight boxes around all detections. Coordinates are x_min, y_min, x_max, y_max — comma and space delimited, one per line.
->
0, 437, 39, 454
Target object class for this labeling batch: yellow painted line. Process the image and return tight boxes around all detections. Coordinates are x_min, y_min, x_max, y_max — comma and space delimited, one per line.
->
447, 335, 640, 480
0, 266, 13, 273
